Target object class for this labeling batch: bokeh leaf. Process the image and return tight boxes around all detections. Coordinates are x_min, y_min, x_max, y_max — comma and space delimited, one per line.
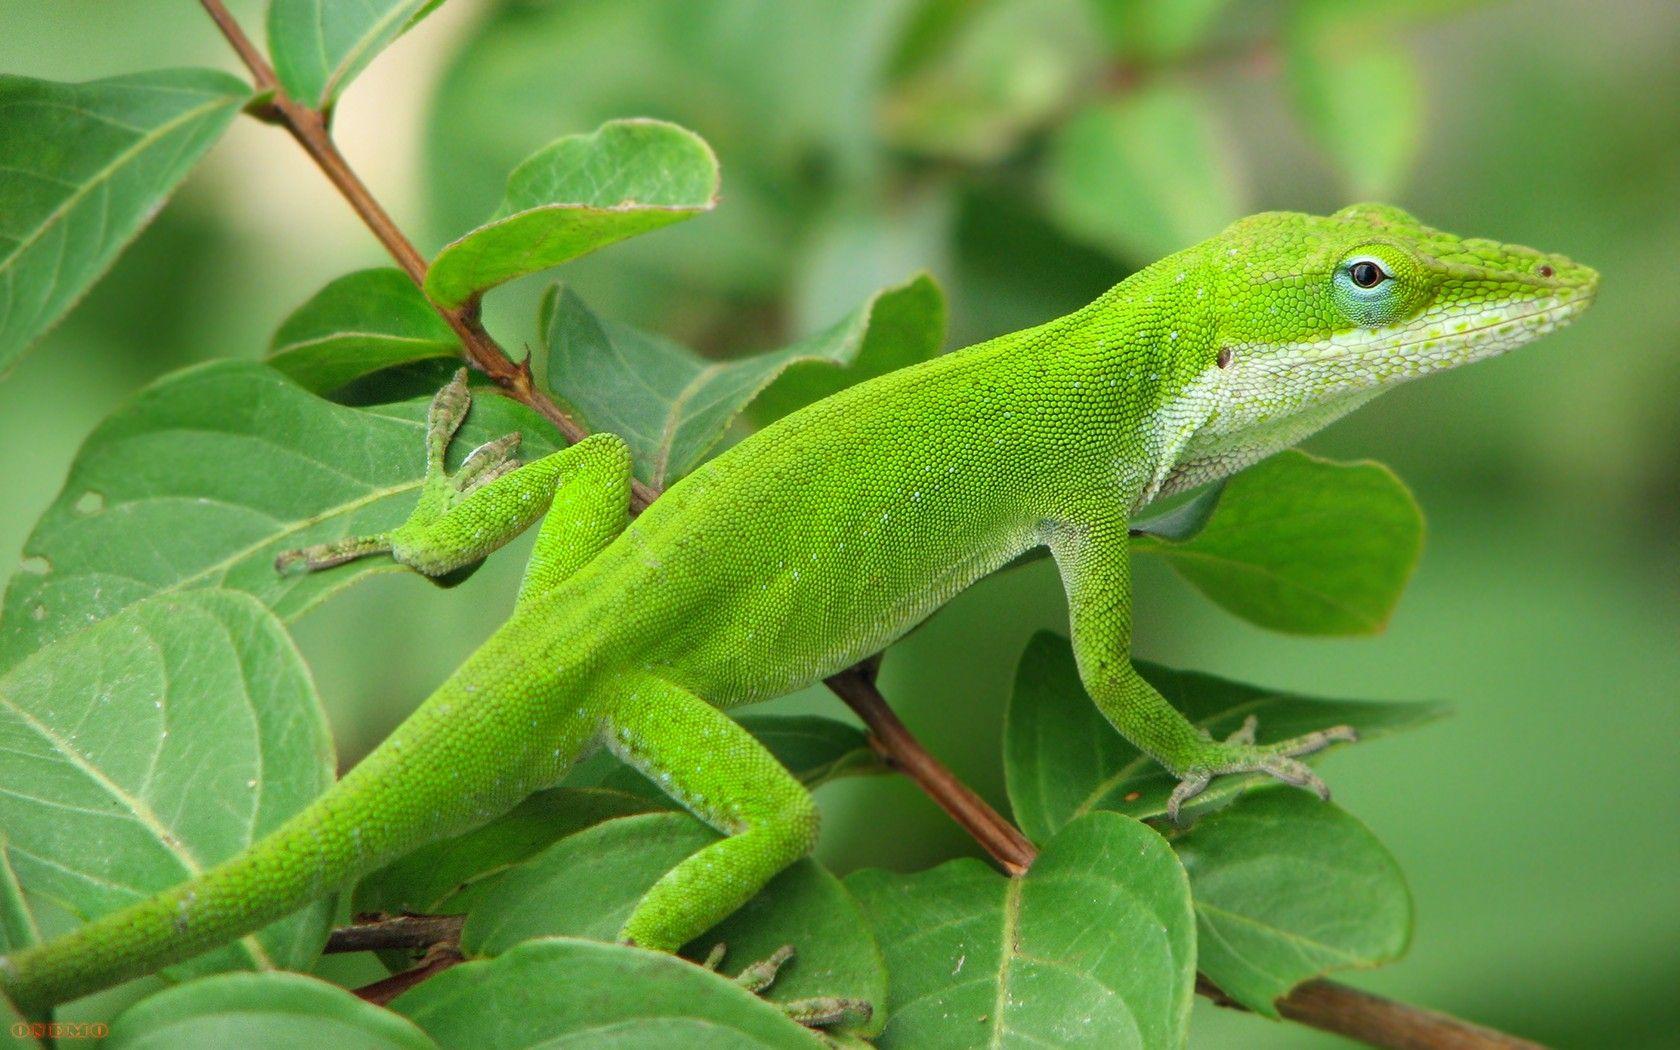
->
846, 811, 1194, 1048
354, 787, 660, 917
392, 937, 822, 1048
0, 362, 559, 670
426, 3, 897, 315
1172, 789, 1412, 1015
1088, 0, 1235, 63
267, 268, 458, 394
425, 120, 720, 308
1045, 82, 1245, 262
0, 69, 247, 376
461, 812, 884, 1025
267, 0, 444, 111
880, 0, 1103, 164
1285, 3, 1425, 198
1004, 631, 1447, 836
1132, 450, 1425, 634
109, 971, 434, 1049
0, 591, 334, 979
543, 275, 943, 487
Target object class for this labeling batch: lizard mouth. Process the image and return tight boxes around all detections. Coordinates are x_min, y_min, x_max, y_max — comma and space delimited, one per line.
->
1393, 293, 1595, 370
1264, 291, 1596, 379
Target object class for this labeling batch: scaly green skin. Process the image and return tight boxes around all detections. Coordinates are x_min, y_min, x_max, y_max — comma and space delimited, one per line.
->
0, 205, 1597, 1013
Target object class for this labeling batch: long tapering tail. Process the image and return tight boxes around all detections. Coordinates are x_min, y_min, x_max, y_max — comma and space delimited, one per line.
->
0, 648, 589, 1013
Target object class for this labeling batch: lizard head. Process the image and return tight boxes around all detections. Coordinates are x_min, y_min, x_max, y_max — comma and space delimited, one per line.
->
1161, 203, 1598, 493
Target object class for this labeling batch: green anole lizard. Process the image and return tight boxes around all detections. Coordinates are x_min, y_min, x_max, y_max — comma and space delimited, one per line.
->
0, 204, 1596, 1016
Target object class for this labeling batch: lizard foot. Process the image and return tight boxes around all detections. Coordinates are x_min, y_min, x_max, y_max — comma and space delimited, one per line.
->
1166, 716, 1358, 824
274, 370, 525, 577
703, 942, 873, 1030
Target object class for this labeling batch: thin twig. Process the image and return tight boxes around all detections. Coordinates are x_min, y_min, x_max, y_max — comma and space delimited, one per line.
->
1200, 976, 1548, 1050
352, 945, 464, 1006
201, 5, 1541, 1046
825, 667, 1034, 875
195, 0, 657, 509
325, 914, 464, 955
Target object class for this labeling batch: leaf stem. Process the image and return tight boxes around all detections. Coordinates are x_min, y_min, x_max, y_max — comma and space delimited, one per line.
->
195, 0, 656, 507
200, 3, 1541, 1045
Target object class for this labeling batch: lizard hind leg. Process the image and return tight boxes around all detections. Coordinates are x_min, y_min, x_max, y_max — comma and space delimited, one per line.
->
606, 679, 870, 1028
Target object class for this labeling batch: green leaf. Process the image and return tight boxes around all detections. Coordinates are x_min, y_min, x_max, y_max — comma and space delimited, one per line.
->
267, 268, 458, 394
544, 275, 942, 487
1088, 0, 1235, 62
456, 813, 709, 952
426, 4, 900, 311
1172, 789, 1412, 1015
0, 835, 42, 955
0, 69, 247, 377
678, 861, 887, 1038
0, 591, 335, 979
0, 361, 559, 670
1004, 632, 1447, 836
1132, 450, 1425, 635
734, 715, 888, 791
1285, 3, 1424, 198
354, 788, 660, 917
748, 274, 947, 425
392, 937, 822, 1048
880, 0, 1103, 164
1045, 83, 1245, 262
425, 120, 720, 309
267, 0, 444, 111
109, 971, 434, 1049
460, 812, 884, 1026
847, 811, 1194, 1048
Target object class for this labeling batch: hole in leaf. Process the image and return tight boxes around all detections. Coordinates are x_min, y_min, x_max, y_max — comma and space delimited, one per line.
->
19, 556, 50, 575
74, 491, 105, 515
30, 604, 47, 621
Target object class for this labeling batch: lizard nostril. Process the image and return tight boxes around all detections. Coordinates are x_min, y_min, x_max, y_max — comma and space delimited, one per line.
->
1538, 264, 1555, 278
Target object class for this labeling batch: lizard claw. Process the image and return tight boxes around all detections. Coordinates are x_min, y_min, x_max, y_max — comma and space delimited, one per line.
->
1166, 719, 1358, 824
455, 433, 523, 495
732, 944, 793, 995
706, 943, 873, 1031
274, 533, 392, 574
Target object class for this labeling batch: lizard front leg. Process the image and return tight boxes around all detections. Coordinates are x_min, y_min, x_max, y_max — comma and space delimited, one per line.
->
1051, 513, 1356, 822
276, 369, 631, 589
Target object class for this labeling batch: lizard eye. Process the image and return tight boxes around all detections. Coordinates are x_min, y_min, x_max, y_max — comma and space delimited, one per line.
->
1349, 260, 1387, 288
1333, 247, 1416, 327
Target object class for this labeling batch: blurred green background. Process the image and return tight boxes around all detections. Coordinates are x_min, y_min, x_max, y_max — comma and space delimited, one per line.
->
1, 1, 1674, 1046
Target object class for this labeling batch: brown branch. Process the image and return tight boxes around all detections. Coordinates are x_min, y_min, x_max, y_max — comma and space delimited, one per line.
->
202, 5, 1542, 1046
825, 667, 1034, 875
325, 914, 464, 955
353, 945, 465, 1007
1200, 976, 1548, 1050
195, 0, 658, 510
